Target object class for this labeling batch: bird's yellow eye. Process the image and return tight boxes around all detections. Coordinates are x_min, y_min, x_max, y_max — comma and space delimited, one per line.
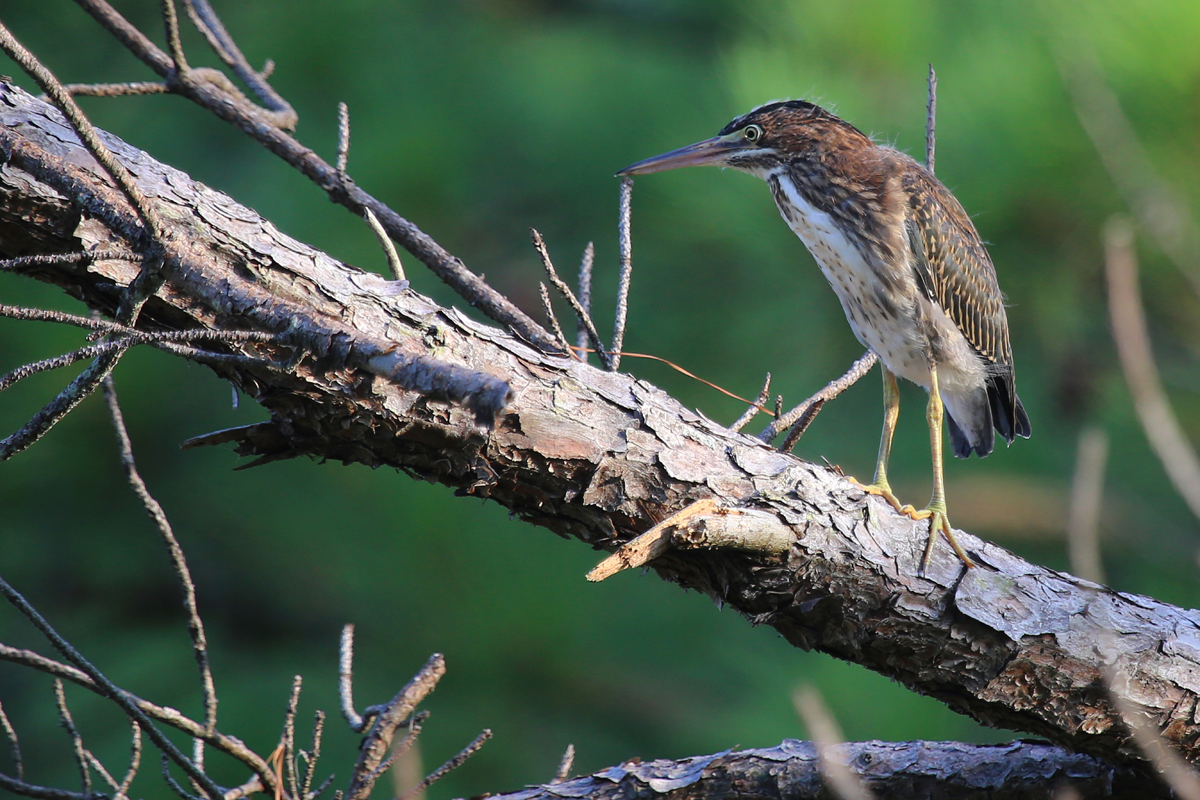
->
743, 124, 763, 143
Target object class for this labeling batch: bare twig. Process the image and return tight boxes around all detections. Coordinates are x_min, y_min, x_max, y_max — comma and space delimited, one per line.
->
1067, 427, 1108, 584
552, 744, 575, 784
730, 373, 772, 433
793, 686, 874, 800
398, 729, 492, 800
73, 0, 559, 352
0, 577, 225, 799
282, 675, 303, 800
0, 250, 142, 272
339, 625, 365, 733
576, 243, 594, 355
925, 64, 937, 171
161, 0, 190, 74
53, 681, 92, 797
336, 102, 350, 178
610, 177, 634, 370
161, 754, 205, 800
0, 643, 279, 793
780, 398, 826, 453
1105, 218, 1200, 523
0, 22, 165, 246
0, 701, 21, 781
119, 722, 142, 799
539, 283, 572, 353
182, 0, 297, 130
759, 351, 878, 444
299, 711, 325, 800
346, 653, 445, 800
530, 229, 610, 367
106, 374, 217, 738
363, 207, 406, 282
59, 81, 168, 97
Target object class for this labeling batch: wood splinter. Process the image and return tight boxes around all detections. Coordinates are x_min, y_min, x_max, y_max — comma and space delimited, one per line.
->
586, 498, 792, 582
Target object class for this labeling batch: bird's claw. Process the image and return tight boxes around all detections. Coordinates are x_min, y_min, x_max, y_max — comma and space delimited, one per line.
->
846, 476, 904, 513
914, 504, 975, 574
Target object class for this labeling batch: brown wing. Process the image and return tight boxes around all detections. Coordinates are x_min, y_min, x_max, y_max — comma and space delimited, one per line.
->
902, 164, 1030, 444
902, 166, 1013, 369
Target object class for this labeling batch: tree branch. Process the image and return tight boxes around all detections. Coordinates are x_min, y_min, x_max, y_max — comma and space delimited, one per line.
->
4, 82, 1200, 771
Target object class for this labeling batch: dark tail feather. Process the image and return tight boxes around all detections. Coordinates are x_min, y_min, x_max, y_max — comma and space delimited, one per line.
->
986, 374, 1032, 445
947, 413, 977, 459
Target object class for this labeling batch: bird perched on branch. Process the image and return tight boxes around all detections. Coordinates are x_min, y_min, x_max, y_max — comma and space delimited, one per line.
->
618, 100, 1030, 571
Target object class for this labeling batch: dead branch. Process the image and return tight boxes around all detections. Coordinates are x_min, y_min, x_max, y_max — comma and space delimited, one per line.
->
483, 741, 1167, 800
5, 84, 1200, 770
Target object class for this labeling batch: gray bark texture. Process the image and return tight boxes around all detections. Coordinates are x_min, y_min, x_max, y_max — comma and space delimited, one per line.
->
2, 82, 1199, 784
499, 740, 1169, 800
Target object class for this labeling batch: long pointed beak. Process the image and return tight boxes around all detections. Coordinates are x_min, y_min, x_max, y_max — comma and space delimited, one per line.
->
617, 136, 739, 176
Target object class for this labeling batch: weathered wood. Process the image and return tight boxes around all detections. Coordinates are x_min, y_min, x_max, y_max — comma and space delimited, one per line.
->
496, 740, 1169, 800
3, 83, 1200, 770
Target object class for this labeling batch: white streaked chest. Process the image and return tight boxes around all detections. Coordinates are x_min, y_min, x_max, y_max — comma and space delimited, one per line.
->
767, 171, 930, 383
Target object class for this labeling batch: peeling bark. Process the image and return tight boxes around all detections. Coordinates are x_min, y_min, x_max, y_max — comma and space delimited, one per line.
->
499, 741, 1168, 800
3, 83, 1200, 773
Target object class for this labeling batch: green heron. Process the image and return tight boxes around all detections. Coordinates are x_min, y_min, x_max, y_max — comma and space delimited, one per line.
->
619, 100, 1030, 570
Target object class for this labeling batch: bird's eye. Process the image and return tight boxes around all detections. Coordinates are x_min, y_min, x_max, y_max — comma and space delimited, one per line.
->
743, 124, 763, 143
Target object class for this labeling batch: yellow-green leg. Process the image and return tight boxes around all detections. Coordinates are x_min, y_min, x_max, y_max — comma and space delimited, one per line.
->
908, 365, 975, 572
850, 366, 905, 511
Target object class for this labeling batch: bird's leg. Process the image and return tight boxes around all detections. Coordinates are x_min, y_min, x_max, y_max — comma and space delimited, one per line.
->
848, 365, 905, 511
908, 364, 976, 572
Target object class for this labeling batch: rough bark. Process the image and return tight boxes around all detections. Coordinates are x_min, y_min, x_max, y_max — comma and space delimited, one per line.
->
3, 82, 1200, 774
498, 740, 1169, 800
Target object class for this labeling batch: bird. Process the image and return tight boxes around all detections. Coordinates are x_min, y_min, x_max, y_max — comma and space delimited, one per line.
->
618, 99, 1030, 571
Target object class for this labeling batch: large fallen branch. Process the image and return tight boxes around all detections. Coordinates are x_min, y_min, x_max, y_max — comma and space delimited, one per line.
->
3, 82, 1200, 777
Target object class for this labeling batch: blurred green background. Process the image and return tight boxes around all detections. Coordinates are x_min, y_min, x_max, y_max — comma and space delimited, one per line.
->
3, 0, 1200, 796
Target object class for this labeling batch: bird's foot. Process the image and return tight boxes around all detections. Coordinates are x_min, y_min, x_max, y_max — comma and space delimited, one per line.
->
906, 502, 975, 574
846, 476, 904, 513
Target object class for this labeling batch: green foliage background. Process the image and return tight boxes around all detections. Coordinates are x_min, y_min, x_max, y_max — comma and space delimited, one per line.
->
3, 0, 1200, 796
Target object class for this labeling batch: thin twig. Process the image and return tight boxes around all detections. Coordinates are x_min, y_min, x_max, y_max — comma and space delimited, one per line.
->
793, 686, 874, 800
1105, 218, 1200, 523
610, 177, 634, 370
730, 373, 771, 433
529, 229, 610, 367
161, 754, 205, 800
539, 283, 572, 354
780, 398, 826, 453
0, 249, 142, 272
759, 351, 877, 444
552, 744, 575, 784
336, 102, 350, 178
86, 749, 121, 793
282, 675, 303, 800
339, 624, 365, 732
346, 653, 445, 800
576, 243, 594, 355
0, 22, 165, 245
60, 81, 168, 97
399, 730, 492, 800
73, 0, 558, 352
0, 578, 225, 799
119, 722, 142, 799
161, 0, 190, 74
0, 701, 21, 781
363, 207, 406, 282
299, 711, 325, 800
182, 0, 297, 129
0, 643, 279, 793
925, 64, 937, 171
53, 680, 92, 797
1066, 427, 1108, 584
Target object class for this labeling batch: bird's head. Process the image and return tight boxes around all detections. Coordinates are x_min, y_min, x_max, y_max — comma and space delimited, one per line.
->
617, 100, 870, 179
